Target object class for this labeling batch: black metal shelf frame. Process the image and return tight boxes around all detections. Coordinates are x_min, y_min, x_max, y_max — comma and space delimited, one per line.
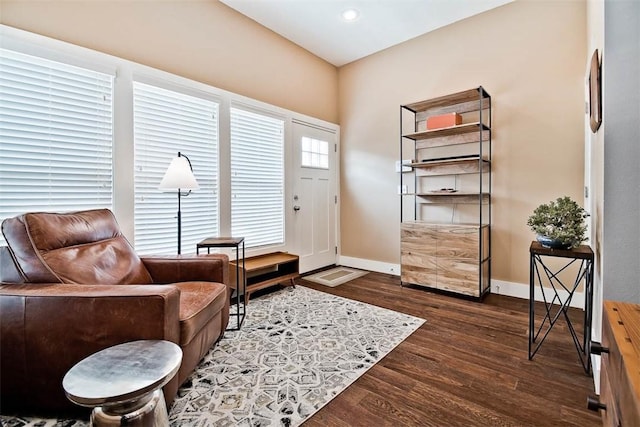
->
399, 86, 492, 300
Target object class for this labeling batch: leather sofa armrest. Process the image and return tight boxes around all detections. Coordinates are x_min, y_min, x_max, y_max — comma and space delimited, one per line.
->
0, 246, 25, 283
0, 283, 181, 412
141, 254, 229, 287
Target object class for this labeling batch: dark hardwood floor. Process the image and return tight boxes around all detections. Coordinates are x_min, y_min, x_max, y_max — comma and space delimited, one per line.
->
297, 271, 601, 427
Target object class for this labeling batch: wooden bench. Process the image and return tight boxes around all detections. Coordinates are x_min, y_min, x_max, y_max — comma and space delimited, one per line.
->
230, 252, 299, 303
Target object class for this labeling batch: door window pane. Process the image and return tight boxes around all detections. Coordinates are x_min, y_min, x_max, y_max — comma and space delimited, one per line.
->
301, 136, 329, 169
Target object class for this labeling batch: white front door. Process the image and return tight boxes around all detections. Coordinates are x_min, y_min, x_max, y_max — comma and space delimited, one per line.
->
291, 121, 337, 273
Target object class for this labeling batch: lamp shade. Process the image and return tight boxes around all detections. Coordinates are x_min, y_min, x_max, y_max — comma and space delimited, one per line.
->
159, 155, 200, 191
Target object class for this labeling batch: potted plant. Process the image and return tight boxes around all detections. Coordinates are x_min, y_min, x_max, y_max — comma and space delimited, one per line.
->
527, 196, 588, 249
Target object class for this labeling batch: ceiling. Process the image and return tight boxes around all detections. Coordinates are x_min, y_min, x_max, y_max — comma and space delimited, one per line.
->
220, 0, 514, 67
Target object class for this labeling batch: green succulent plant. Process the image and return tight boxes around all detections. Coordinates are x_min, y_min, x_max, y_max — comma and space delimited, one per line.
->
527, 196, 588, 249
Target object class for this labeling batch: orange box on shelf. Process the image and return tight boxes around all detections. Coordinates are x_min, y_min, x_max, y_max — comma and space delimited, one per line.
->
426, 113, 462, 130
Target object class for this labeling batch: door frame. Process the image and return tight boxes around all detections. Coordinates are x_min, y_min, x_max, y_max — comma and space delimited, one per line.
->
287, 118, 340, 273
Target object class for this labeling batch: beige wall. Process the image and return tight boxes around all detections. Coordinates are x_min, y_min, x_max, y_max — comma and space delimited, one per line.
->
0, 0, 338, 124
1, 0, 589, 286
338, 0, 587, 285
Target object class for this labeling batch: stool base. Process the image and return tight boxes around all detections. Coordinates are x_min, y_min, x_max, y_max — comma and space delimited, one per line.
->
90, 390, 168, 427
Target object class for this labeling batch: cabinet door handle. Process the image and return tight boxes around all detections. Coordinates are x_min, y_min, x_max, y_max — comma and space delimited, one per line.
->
587, 395, 607, 412
590, 341, 610, 355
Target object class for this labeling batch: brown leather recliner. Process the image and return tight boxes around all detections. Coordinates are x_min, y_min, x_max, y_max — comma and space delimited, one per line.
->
0, 209, 230, 415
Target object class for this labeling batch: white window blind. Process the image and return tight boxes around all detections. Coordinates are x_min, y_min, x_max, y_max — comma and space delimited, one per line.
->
133, 82, 218, 255
230, 107, 284, 248
0, 48, 114, 245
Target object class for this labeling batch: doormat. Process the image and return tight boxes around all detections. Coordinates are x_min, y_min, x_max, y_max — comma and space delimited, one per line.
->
303, 266, 368, 287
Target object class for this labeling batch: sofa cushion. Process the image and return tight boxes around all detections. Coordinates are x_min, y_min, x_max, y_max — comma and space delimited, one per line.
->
2, 209, 152, 285
174, 281, 227, 346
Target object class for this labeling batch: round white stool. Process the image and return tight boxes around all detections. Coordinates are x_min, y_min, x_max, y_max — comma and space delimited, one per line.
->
63, 340, 182, 426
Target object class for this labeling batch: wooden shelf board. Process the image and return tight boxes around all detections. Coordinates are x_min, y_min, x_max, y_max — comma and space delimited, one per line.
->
402, 221, 489, 229
412, 193, 490, 204
403, 122, 490, 141
415, 131, 490, 150
412, 192, 489, 196
402, 87, 489, 113
410, 157, 489, 169
245, 272, 298, 292
230, 251, 298, 272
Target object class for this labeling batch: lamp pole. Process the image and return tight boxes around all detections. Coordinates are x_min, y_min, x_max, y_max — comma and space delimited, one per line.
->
159, 151, 199, 255
177, 151, 183, 255
177, 188, 182, 255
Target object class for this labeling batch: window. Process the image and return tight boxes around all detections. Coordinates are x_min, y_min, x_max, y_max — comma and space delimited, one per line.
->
133, 82, 218, 255
230, 107, 284, 248
301, 136, 329, 169
0, 48, 114, 244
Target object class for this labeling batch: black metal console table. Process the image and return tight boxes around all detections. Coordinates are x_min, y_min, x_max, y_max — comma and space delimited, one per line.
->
197, 237, 246, 331
528, 241, 594, 374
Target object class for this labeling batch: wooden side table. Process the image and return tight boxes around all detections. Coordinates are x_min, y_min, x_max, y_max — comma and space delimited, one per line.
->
197, 237, 246, 330
528, 241, 594, 374
62, 340, 182, 426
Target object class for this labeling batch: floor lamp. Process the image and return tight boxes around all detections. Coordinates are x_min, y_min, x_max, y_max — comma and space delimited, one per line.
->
159, 152, 199, 254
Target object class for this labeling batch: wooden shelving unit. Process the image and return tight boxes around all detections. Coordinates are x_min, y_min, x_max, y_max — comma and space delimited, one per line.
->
230, 252, 299, 303
400, 86, 491, 299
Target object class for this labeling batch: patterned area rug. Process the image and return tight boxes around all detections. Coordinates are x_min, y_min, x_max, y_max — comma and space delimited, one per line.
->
303, 266, 368, 287
1, 286, 424, 427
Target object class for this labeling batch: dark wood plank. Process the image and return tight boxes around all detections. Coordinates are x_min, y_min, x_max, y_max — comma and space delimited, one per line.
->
299, 271, 600, 427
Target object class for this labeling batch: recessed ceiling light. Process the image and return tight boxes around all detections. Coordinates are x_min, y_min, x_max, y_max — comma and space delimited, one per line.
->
341, 8, 360, 22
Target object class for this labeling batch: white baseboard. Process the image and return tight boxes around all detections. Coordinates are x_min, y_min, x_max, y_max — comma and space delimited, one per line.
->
591, 354, 601, 395
491, 279, 585, 309
338, 255, 400, 276
337, 256, 584, 309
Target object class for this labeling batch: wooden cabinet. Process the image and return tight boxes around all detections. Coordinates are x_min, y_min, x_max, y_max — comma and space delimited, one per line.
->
401, 222, 489, 297
594, 301, 640, 426
400, 87, 491, 299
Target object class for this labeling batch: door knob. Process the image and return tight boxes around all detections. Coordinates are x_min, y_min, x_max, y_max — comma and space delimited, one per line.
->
293, 205, 301, 212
